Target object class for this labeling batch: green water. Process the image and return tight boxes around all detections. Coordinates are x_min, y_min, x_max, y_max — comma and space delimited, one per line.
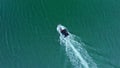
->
1, 0, 120, 68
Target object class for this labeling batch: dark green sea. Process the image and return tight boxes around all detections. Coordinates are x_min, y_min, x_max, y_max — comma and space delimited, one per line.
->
1, 0, 120, 68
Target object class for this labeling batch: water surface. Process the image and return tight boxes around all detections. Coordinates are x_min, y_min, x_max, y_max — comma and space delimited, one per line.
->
1, 0, 120, 68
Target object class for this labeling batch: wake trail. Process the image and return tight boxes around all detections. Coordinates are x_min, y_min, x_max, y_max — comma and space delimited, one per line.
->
59, 34, 97, 68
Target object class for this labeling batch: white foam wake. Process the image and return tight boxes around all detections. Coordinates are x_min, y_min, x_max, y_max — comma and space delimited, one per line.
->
59, 34, 97, 68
